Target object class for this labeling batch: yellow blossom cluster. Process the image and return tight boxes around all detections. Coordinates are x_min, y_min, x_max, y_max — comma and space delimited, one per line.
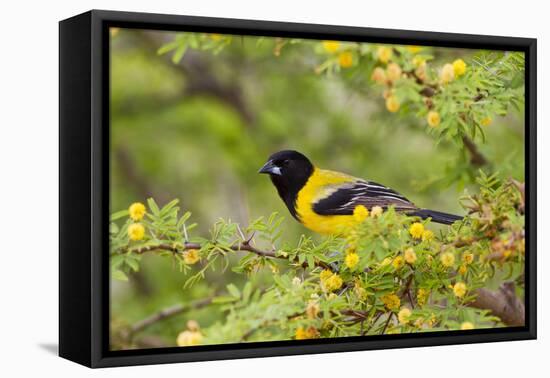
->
322, 40, 340, 53
398, 308, 412, 324
392, 256, 405, 270
422, 230, 434, 242
404, 248, 417, 264
338, 51, 354, 68
370, 206, 383, 217
177, 320, 203, 346
381, 293, 400, 311
295, 326, 320, 340
345, 252, 360, 269
440, 252, 455, 267
409, 222, 424, 239
353, 205, 369, 222
385, 95, 400, 113
183, 249, 201, 265
427, 111, 441, 128
129, 202, 146, 221
453, 282, 467, 298
320, 270, 343, 292
128, 223, 145, 241
460, 322, 474, 330
127, 202, 147, 241
306, 300, 320, 319
440, 59, 467, 84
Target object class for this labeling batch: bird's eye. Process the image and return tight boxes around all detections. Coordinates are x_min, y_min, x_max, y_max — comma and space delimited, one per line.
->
282, 159, 290, 166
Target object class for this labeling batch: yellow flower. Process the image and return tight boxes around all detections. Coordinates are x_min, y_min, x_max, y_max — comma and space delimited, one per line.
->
295, 326, 319, 340
421, 230, 434, 242
409, 222, 424, 239
452, 59, 467, 77
386, 62, 402, 82
187, 319, 200, 332
322, 40, 340, 53
320, 269, 333, 282
128, 202, 146, 221
354, 281, 367, 300
398, 308, 412, 324
392, 256, 405, 270
462, 252, 474, 265
385, 95, 400, 113
412, 55, 425, 67
376, 46, 393, 63
440, 63, 455, 84
324, 273, 343, 292
404, 248, 417, 264
426, 111, 441, 128
427, 313, 438, 327
440, 252, 455, 267
460, 321, 474, 330
338, 51, 353, 68
381, 294, 400, 311
458, 265, 467, 275
183, 249, 200, 265
415, 62, 427, 81
209, 33, 222, 41
306, 300, 320, 319
177, 330, 203, 346
370, 67, 387, 84
128, 223, 145, 241
480, 117, 492, 127
453, 282, 467, 298
407, 45, 422, 53
353, 205, 369, 222
345, 252, 360, 269
370, 206, 383, 217
417, 288, 429, 306
380, 257, 392, 267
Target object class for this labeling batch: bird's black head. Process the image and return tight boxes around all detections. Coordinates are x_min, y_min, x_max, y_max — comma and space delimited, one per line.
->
259, 150, 314, 219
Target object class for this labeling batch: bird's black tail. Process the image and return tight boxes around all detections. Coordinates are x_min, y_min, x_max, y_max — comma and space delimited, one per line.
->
409, 209, 463, 225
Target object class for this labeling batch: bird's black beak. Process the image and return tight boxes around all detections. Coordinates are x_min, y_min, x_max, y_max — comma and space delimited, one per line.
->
258, 160, 281, 176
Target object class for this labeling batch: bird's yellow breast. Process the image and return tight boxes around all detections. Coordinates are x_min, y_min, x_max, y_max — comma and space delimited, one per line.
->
295, 168, 358, 235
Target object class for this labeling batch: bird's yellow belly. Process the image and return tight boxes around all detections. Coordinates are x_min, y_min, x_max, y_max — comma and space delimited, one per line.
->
298, 212, 356, 235
295, 168, 357, 235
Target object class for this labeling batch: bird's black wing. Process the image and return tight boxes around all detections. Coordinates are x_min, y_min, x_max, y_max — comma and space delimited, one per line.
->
312, 180, 417, 216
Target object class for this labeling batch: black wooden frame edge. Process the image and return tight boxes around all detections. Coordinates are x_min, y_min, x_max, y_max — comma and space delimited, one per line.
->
58, 9, 537, 368
59, 11, 93, 367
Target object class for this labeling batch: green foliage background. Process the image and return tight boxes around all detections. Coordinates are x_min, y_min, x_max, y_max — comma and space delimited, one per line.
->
109, 28, 525, 349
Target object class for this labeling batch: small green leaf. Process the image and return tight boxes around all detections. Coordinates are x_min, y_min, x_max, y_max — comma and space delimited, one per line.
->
227, 284, 241, 298
112, 270, 128, 281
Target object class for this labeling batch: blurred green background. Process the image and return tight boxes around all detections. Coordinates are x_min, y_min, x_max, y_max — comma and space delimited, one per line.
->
109, 29, 524, 349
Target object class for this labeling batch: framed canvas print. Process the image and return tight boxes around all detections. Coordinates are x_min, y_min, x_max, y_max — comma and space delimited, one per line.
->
59, 10, 536, 368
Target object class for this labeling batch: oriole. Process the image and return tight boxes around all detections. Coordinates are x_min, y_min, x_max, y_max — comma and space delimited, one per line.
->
259, 150, 462, 235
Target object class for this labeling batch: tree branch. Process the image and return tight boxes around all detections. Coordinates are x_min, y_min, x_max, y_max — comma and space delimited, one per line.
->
462, 135, 489, 167
120, 241, 332, 270
125, 296, 215, 339
468, 283, 525, 326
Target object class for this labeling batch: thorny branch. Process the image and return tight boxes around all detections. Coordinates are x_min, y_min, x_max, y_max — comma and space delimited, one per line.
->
118, 241, 332, 270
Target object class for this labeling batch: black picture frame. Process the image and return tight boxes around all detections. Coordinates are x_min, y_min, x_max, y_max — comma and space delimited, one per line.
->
59, 9, 537, 368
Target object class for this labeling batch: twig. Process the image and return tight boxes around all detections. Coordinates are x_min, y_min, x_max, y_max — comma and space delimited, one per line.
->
381, 313, 394, 335
126, 296, 214, 339
120, 241, 331, 270
462, 136, 489, 167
